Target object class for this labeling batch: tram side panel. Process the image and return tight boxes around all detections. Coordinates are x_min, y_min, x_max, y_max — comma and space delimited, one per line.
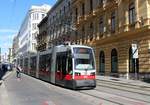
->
30, 56, 37, 77
50, 47, 56, 84
36, 53, 39, 78
38, 53, 51, 82
55, 50, 74, 88
23, 58, 29, 74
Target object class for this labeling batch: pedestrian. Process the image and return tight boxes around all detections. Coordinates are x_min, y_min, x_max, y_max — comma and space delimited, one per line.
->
16, 65, 22, 78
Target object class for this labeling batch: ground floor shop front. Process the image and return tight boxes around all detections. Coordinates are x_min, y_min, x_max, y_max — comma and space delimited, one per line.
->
93, 27, 150, 79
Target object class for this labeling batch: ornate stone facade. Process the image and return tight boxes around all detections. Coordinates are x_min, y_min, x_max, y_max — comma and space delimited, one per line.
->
37, 16, 49, 51
72, 0, 150, 79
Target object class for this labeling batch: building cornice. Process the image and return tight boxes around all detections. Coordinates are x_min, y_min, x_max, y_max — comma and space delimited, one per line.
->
47, 0, 64, 16
95, 25, 150, 46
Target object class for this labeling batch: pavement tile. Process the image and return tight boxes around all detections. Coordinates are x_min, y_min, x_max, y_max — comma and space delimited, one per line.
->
0, 82, 10, 105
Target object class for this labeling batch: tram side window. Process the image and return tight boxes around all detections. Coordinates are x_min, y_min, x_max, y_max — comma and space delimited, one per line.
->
62, 53, 67, 76
39, 55, 47, 70
67, 51, 72, 74
24, 58, 28, 68
46, 54, 51, 71
56, 52, 67, 77
31, 57, 36, 70
56, 55, 61, 72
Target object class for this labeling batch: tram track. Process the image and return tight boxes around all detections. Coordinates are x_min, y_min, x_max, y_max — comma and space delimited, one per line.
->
24, 73, 150, 105
78, 90, 123, 105
94, 87, 150, 104
96, 83, 150, 97
96, 80, 150, 96
88, 79, 150, 104
96, 79, 150, 91
78, 89, 148, 105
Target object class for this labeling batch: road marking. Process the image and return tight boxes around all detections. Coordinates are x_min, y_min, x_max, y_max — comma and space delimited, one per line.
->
42, 101, 56, 105
17, 78, 21, 81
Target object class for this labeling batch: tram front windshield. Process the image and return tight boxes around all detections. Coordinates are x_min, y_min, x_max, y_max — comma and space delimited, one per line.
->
73, 47, 95, 70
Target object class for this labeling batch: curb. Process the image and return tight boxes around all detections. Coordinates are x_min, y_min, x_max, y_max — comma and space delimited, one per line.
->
96, 76, 150, 88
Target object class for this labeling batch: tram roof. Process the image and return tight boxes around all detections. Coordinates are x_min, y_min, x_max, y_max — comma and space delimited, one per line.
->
56, 44, 93, 49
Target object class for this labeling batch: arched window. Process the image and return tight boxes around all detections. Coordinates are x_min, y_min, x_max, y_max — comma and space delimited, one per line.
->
111, 48, 118, 73
99, 51, 105, 74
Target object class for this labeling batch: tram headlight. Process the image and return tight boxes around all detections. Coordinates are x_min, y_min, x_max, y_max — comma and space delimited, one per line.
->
90, 72, 95, 76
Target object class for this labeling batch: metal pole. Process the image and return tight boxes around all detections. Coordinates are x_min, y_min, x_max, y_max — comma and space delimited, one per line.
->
126, 59, 129, 80
134, 58, 137, 79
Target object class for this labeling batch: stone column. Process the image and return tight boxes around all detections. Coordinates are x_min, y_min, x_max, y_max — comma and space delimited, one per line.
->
135, 0, 140, 28
124, 9, 129, 32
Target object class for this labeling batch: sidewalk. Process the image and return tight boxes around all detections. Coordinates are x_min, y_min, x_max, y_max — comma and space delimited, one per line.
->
96, 75, 150, 88
0, 71, 13, 105
0, 81, 10, 105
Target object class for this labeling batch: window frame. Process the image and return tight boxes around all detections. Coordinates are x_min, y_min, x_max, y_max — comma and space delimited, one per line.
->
129, 3, 136, 24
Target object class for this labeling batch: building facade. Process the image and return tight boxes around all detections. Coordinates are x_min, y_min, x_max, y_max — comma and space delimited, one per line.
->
37, 16, 49, 51
8, 48, 13, 63
72, 0, 150, 78
17, 4, 50, 56
47, 0, 73, 48
12, 35, 19, 60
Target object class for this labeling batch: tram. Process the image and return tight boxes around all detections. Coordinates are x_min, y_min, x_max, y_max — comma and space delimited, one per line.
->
20, 44, 96, 89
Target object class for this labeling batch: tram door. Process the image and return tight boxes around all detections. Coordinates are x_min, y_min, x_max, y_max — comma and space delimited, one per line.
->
56, 52, 68, 85
24, 58, 28, 74
30, 56, 37, 77
39, 54, 51, 82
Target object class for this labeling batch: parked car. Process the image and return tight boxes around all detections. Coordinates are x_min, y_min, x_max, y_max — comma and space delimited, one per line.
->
2, 63, 13, 71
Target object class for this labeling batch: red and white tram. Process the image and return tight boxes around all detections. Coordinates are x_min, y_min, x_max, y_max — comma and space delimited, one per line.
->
19, 44, 96, 89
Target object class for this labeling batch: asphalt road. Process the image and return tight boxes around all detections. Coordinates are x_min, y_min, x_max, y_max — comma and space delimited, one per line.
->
4, 71, 149, 105
4, 72, 101, 105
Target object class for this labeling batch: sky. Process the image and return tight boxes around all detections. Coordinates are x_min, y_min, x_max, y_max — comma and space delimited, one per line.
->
0, 0, 57, 55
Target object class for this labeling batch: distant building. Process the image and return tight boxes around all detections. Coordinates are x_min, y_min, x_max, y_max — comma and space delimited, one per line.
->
47, 0, 72, 48
37, 16, 48, 51
12, 35, 19, 60
17, 4, 50, 56
8, 48, 13, 63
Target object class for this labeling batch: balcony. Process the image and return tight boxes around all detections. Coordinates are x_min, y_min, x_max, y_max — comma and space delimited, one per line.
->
85, 10, 96, 21
77, 15, 86, 25
105, 0, 118, 10
73, 0, 85, 5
